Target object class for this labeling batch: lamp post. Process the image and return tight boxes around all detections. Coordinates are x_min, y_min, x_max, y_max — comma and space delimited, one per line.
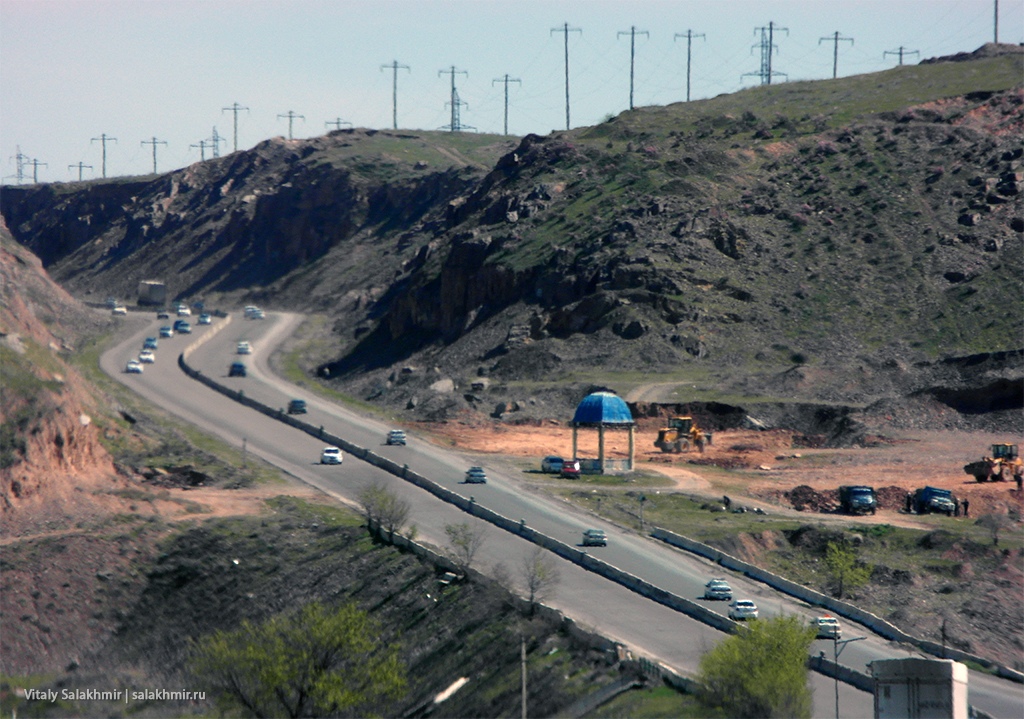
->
638, 494, 647, 531
833, 635, 866, 719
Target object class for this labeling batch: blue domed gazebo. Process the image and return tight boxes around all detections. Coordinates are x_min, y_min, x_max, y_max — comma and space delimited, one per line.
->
571, 391, 635, 474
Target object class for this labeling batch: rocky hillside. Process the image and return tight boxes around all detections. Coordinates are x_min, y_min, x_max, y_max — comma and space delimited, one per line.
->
2, 45, 1021, 427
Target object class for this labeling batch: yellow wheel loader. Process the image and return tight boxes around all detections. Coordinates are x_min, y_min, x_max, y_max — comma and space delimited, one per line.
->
654, 416, 711, 453
964, 443, 1022, 482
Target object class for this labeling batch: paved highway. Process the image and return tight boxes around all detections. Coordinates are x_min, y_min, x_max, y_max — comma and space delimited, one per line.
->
102, 311, 1022, 718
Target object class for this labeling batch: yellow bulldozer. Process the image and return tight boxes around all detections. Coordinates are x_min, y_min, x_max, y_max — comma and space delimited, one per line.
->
963, 443, 1023, 483
654, 416, 711, 454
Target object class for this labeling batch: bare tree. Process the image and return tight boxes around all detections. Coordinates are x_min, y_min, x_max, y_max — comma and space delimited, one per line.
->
357, 483, 411, 540
445, 521, 488, 571
976, 513, 1016, 546
519, 547, 560, 612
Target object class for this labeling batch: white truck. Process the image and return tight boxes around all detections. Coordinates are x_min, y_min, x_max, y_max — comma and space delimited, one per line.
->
873, 658, 968, 719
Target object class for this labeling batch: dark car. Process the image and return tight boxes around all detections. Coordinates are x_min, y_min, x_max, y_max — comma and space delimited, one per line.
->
229, 362, 247, 377
157, 311, 170, 320
287, 399, 307, 414
173, 319, 192, 334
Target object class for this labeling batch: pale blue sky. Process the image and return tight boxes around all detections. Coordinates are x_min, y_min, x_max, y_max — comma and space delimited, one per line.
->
2, 0, 1020, 183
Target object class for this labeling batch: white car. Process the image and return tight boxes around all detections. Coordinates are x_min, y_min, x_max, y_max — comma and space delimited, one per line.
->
813, 615, 842, 639
237, 341, 252, 355
176, 305, 191, 316
703, 578, 733, 601
138, 350, 156, 364
728, 599, 759, 621
125, 359, 143, 374
197, 313, 212, 325
111, 305, 128, 316
320, 446, 343, 465
465, 466, 488, 484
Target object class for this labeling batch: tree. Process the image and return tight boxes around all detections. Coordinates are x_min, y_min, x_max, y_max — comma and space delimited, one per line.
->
698, 615, 817, 719
824, 540, 872, 599
975, 513, 1016, 546
357, 482, 411, 540
519, 547, 560, 612
190, 602, 405, 718
444, 521, 487, 571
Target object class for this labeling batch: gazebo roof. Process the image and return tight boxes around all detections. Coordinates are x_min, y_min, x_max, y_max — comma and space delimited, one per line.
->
572, 391, 634, 426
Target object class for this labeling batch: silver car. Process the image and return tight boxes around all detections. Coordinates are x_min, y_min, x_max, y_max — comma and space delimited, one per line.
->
703, 579, 733, 601
728, 599, 759, 620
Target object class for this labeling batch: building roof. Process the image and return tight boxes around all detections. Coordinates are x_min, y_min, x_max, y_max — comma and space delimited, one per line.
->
572, 391, 634, 426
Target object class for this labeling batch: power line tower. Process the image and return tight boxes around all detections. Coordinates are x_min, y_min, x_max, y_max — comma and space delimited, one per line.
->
617, 26, 649, 110
744, 22, 788, 85
27, 158, 48, 184
191, 139, 212, 161
884, 46, 919, 65
492, 74, 521, 135
674, 29, 705, 102
141, 136, 167, 174
819, 31, 854, 79
325, 117, 352, 131
221, 102, 249, 153
277, 111, 305, 140
551, 22, 582, 131
68, 162, 92, 181
9, 146, 28, 184
209, 127, 225, 158
90, 133, 117, 178
380, 60, 410, 130
439, 66, 471, 132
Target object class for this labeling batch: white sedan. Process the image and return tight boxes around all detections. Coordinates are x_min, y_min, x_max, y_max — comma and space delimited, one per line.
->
125, 359, 144, 374
728, 599, 759, 621
320, 446, 343, 465
138, 350, 156, 364
237, 341, 252, 355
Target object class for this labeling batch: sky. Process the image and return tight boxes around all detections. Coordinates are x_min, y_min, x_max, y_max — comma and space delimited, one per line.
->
1, 0, 1021, 184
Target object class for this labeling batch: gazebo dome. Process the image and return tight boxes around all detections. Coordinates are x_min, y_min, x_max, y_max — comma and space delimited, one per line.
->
572, 391, 633, 426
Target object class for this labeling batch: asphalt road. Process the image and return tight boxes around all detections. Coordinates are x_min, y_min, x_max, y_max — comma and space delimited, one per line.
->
102, 311, 1023, 719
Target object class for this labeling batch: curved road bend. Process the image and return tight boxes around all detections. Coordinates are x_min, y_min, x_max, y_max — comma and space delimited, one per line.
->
102, 312, 1022, 719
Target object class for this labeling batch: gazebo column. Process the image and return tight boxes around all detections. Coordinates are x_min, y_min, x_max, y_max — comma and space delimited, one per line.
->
628, 425, 635, 470
572, 426, 578, 459
598, 424, 605, 473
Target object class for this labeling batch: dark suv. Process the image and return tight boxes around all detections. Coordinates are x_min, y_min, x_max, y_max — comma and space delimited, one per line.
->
229, 362, 247, 377
287, 399, 307, 414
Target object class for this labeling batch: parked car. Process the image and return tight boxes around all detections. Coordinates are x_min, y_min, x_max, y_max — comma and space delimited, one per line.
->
560, 458, 581, 479
197, 313, 212, 325
812, 615, 842, 639
159, 326, 174, 338
125, 359, 143, 374
728, 599, 759, 621
541, 456, 564, 473
173, 319, 192, 334
320, 446, 343, 465
582, 529, 607, 547
111, 305, 128, 316
138, 350, 156, 364
236, 340, 252, 354
143, 337, 159, 350
228, 362, 247, 377
105, 297, 118, 309
703, 578, 733, 601
839, 485, 877, 515
465, 466, 488, 484
386, 429, 407, 446
287, 399, 307, 414
156, 311, 170, 320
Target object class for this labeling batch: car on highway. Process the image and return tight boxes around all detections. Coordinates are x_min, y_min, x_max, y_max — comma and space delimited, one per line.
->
237, 340, 252, 354
541, 456, 564, 473
320, 446, 343, 465
228, 362, 247, 377
812, 615, 842, 639
582, 529, 607, 547
157, 311, 170, 320
386, 429, 407, 445
560, 458, 581, 479
173, 319, 192, 334
159, 326, 174, 338
176, 304, 191, 316
703, 578, 733, 601
138, 350, 156, 364
143, 337, 158, 350
197, 313, 212, 325
728, 599, 759, 621
287, 399, 307, 414
465, 466, 488, 484
125, 359, 143, 374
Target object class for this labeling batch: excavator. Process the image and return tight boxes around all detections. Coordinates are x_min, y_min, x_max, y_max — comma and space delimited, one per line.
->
963, 443, 1023, 482
654, 416, 711, 453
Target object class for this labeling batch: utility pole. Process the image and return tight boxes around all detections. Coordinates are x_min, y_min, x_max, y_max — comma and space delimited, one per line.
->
884, 46, 919, 65
190, 139, 211, 161
551, 22, 582, 131
520, 632, 527, 719
221, 102, 249, 153
90, 133, 117, 178
277, 111, 305, 140
744, 22, 788, 85
995, 0, 999, 42
27, 158, 47, 183
141, 137, 167, 174
325, 117, 352, 131
833, 636, 866, 719
209, 127, 224, 158
438, 66, 470, 132
68, 162, 92, 181
674, 30, 705, 102
617, 26, 649, 110
492, 74, 521, 135
819, 31, 854, 79
380, 60, 410, 130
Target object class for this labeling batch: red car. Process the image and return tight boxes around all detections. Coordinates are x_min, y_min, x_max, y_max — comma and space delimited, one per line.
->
560, 459, 581, 479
